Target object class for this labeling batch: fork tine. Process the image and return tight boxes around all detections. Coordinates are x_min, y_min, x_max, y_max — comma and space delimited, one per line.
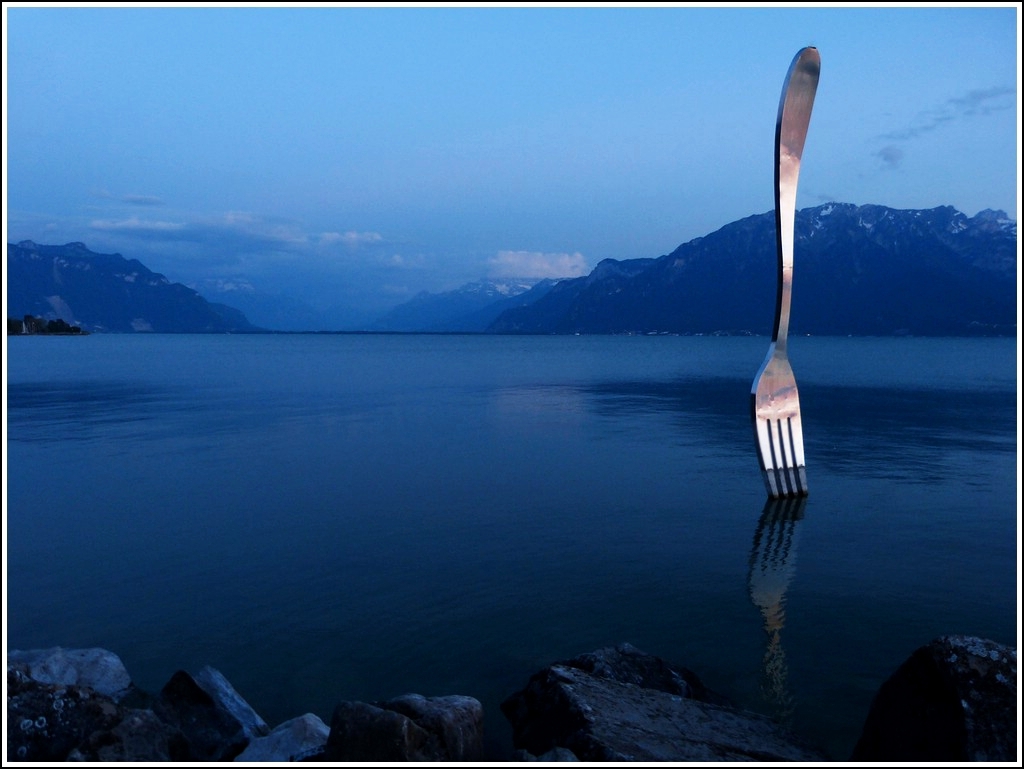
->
756, 414, 807, 498
754, 417, 779, 498
769, 420, 788, 497
777, 417, 797, 494
785, 413, 807, 493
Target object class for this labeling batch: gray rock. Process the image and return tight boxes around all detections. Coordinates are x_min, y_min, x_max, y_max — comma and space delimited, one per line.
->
502, 647, 826, 762
194, 665, 270, 741
233, 713, 329, 762
381, 693, 484, 761
154, 668, 266, 761
322, 694, 485, 762
559, 642, 734, 706
851, 635, 1017, 762
323, 700, 433, 761
7, 647, 133, 699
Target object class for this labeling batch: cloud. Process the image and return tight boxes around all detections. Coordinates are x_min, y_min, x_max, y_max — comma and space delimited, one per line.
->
947, 86, 1017, 117
88, 211, 309, 250
487, 250, 589, 279
214, 212, 309, 247
90, 189, 165, 206
875, 145, 904, 171
317, 230, 384, 248
879, 85, 1014, 142
89, 216, 185, 233
381, 253, 426, 268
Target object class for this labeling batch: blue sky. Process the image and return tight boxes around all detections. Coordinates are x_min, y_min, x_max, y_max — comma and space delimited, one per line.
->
4, 4, 1020, 328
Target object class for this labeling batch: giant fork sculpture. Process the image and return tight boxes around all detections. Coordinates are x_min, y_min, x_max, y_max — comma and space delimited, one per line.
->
751, 47, 820, 499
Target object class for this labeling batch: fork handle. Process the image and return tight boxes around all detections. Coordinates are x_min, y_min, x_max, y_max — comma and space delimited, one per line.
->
773, 47, 820, 351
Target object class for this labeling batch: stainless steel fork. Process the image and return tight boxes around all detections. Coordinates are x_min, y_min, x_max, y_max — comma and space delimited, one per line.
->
751, 47, 819, 499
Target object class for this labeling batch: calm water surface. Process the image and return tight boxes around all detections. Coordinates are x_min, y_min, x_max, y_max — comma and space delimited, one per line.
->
5, 334, 1019, 759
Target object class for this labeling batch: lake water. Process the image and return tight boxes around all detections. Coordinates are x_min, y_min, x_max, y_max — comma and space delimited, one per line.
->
4, 333, 1019, 759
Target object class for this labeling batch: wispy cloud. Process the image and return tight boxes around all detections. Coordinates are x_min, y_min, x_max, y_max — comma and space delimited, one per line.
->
879, 85, 1014, 142
91, 189, 165, 206
88, 211, 309, 250
213, 212, 309, 247
380, 253, 426, 268
89, 216, 184, 233
487, 250, 589, 279
318, 230, 384, 248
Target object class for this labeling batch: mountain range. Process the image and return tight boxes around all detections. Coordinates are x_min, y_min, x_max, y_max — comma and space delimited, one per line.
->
394, 203, 1018, 337
6, 241, 262, 333
5, 203, 1017, 335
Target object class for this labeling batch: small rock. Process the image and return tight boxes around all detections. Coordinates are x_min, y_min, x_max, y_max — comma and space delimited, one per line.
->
234, 713, 329, 762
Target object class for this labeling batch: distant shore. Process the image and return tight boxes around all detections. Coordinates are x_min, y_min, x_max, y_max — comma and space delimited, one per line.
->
7, 316, 89, 335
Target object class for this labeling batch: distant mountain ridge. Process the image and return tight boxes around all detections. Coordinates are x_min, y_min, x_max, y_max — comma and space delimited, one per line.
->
187, 276, 327, 333
6, 241, 262, 333
6, 203, 1017, 335
369, 278, 558, 332
384, 204, 1016, 337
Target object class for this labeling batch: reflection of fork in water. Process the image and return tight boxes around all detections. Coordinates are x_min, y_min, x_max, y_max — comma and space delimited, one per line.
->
747, 496, 806, 725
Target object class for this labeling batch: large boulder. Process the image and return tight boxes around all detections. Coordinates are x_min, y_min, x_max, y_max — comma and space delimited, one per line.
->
154, 667, 269, 761
501, 643, 826, 761
556, 643, 734, 706
321, 693, 484, 761
7, 647, 133, 700
379, 694, 484, 760
851, 635, 1017, 761
193, 666, 270, 743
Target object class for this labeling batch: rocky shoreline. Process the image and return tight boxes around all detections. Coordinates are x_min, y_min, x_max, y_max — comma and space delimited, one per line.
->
7, 637, 1017, 762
